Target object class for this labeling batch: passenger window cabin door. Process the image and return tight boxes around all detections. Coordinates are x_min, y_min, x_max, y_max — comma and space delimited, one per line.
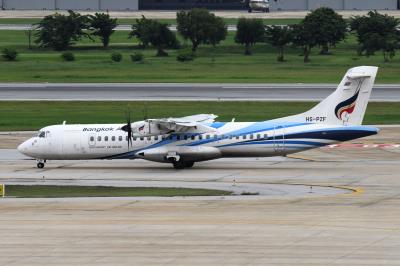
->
88, 133, 96, 147
273, 125, 285, 153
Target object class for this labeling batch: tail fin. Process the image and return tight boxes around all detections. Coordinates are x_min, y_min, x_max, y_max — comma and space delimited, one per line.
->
282, 66, 378, 126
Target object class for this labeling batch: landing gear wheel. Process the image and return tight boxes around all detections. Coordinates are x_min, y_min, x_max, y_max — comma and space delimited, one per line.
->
183, 161, 195, 168
172, 161, 185, 169
248, 9, 252, 13
37, 162, 45, 169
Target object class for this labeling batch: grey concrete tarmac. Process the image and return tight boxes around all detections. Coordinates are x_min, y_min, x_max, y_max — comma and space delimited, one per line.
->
1, 83, 400, 101
0, 128, 400, 265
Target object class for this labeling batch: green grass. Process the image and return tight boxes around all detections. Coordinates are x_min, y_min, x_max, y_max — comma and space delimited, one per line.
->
0, 101, 398, 131
4, 185, 232, 197
0, 30, 399, 83
0, 17, 302, 25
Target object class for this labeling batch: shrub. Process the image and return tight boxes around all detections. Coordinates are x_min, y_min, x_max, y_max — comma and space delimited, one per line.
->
1, 48, 18, 61
130, 52, 144, 62
111, 52, 122, 62
61, 51, 75, 61
176, 49, 195, 62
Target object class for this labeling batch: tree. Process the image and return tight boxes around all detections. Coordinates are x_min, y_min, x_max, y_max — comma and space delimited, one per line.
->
89, 13, 117, 48
177, 8, 227, 52
129, 15, 153, 48
292, 23, 317, 63
234, 18, 265, 55
130, 16, 178, 56
265, 25, 293, 62
208, 16, 228, 47
34, 10, 91, 51
350, 11, 400, 62
303, 7, 347, 55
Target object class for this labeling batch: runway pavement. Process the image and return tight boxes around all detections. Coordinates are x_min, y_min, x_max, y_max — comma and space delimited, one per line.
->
1, 83, 400, 101
1, 127, 400, 265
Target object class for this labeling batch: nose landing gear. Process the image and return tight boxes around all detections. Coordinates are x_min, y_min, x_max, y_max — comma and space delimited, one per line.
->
36, 159, 46, 169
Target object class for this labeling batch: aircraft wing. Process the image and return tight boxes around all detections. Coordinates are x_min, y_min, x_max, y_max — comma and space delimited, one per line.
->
146, 114, 218, 133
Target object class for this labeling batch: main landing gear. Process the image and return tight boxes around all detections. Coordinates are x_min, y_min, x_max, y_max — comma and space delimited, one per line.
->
37, 159, 46, 169
172, 160, 195, 169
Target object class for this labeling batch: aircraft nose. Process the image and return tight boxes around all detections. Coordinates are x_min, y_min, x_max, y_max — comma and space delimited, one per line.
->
17, 140, 30, 155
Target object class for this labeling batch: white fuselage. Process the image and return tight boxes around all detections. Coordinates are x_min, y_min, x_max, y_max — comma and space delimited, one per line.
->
18, 121, 378, 163
17, 66, 380, 168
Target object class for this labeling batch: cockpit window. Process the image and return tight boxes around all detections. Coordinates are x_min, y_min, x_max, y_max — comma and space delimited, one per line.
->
38, 131, 45, 138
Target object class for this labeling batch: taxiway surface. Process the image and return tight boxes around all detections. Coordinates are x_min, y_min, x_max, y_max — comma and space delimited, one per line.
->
0, 127, 400, 265
1, 83, 400, 101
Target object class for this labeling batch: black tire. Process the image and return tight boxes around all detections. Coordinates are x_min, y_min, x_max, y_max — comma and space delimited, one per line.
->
183, 161, 195, 168
37, 162, 45, 169
248, 9, 252, 13
265, 8, 270, 13
172, 161, 185, 169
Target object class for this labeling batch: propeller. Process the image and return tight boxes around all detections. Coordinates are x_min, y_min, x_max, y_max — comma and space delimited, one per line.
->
121, 111, 133, 147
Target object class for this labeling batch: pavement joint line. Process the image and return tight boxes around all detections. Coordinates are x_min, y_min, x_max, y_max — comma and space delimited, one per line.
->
336, 186, 365, 196
286, 154, 316, 161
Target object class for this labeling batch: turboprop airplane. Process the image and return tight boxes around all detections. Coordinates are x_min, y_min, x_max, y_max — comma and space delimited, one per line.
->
18, 66, 379, 169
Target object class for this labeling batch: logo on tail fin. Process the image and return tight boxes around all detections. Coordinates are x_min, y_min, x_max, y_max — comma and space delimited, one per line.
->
334, 88, 360, 120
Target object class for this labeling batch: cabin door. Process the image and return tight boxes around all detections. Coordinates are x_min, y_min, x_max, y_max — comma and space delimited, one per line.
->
62, 131, 82, 155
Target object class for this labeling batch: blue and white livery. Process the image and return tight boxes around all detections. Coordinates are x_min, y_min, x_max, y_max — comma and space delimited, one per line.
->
18, 66, 379, 169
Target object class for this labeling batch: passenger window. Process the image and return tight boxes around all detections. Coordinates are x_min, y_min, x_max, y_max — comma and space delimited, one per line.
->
264, 134, 268, 139
257, 134, 261, 139
105, 136, 108, 141
250, 134, 253, 140
199, 135, 202, 140
214, 134, 217, 139
90, 136, 94, 141
206, 135, 210, 139
155, 136, 159, 141
147, 136, 151, 141
162, 135, 166, 140
243, 135, 247, 140
140, 137, 144, 141
236, 136, 239, 140
133, 137, 137, 141
177, 135, 181, 140
97, 136, 102, 141
112, 136, 115, 141
191, 136, 195, 140
119, 136, 122, 141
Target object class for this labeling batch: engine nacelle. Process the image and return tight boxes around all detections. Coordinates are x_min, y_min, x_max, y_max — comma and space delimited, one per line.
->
136, 146, 222, 163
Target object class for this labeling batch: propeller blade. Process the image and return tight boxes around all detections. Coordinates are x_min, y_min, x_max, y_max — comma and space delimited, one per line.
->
121, 111, 133, 148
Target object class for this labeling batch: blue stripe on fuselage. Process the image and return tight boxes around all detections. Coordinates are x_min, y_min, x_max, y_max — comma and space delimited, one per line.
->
185, 122, 309, 147
99, 124, 379, 160
218, 140, 326, 148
